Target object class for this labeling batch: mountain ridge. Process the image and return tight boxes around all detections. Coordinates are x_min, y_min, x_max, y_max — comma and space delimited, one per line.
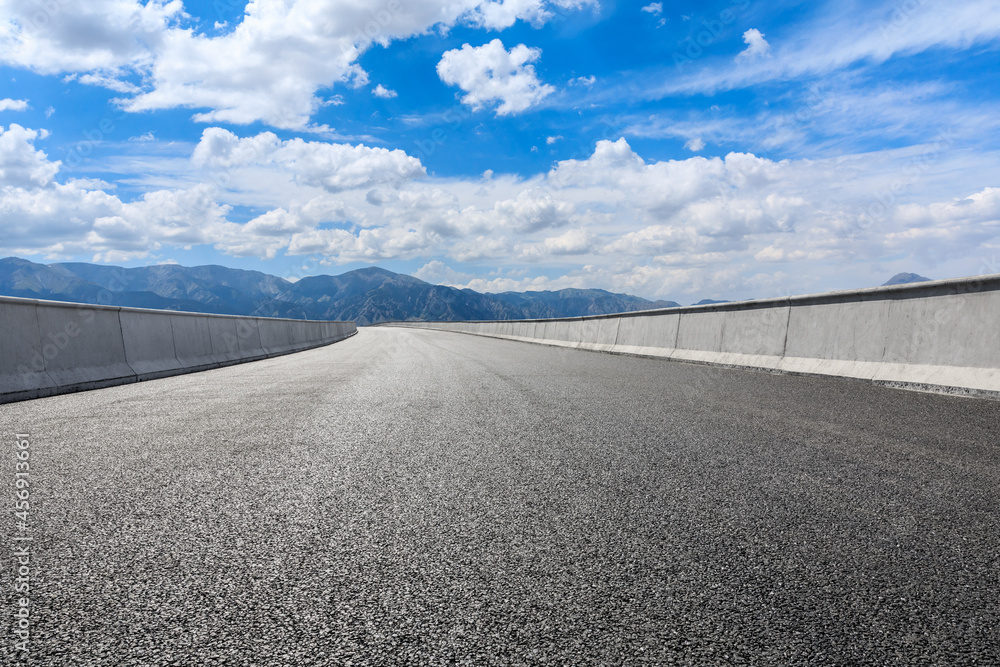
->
0, 257, 680, 325
882, 272, 931, 286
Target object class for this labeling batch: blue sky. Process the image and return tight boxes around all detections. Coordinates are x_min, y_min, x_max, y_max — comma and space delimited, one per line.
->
1, 0, 998, 302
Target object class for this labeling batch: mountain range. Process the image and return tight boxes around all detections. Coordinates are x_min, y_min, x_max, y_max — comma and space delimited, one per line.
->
0, 258, 936, 324
0, 257, 680, 325
881, 272, 931, 286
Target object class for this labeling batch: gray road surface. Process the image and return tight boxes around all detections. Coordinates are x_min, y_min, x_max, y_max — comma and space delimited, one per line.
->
2, 326, 999, 665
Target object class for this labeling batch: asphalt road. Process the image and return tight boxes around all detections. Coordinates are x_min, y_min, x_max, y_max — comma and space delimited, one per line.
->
2, 326, 999, 666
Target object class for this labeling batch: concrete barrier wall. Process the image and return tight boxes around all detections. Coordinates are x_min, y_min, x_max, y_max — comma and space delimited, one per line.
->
0, 299, 50, 397
0, 297, 357, 404
121, 309, 183, 378
38, 302, 134, 390
389, 274, 1000, 398
170, 313, 216, 370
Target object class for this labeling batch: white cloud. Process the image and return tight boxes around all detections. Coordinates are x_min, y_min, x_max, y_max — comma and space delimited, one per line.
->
465, 272, 580, 293
413, 260, 474, 285
886, 188, 1000, 255
5, 124, 998, 301
0, 124, 59, 188
493, 188, 575, 233
736, 28, 771, 63
642, 1, 1000, 97
415, 260, 582, 292
0, 125, 233, 262
570, 75, 596, 86
0, 99, 29, 111
641, 3, 662, 15
546, 135, 563, 145
468, 0, 597, 30
0, 0, 182, 74
684, 137, 706, 152
191, 128, 425, 193
0, 0, 592, 130
124, 14, 363, 129
278, 139, 425, 193
437, 39, 555, 115
66, 72, 142, 94
372, 84, 398, 99
541, 228, 596, 255
621, 78, 1000, 159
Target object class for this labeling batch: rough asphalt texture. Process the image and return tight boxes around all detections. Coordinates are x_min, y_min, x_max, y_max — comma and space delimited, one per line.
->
1, 326, 998, 666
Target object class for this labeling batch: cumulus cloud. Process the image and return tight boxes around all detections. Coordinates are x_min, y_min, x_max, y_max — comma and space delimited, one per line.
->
470, 0, 596, 30
684, 137, 706, 152
0, 0, 182, 74
416, 260, 585, 292
4, 123, 997, 301
0, 124, 59, 188
413, 259, 474, 285
541, 228, 596, 255
123, 10, 364, 129
641, 3, 663, 14
0, 124, 232, 262
886, 187, 1000, 255
437, 39, 555, 115
212, 136, 996, 292
191, 128, 425, 193
493, 188, 575, 233
0, 0, 590, 130
372, 84, 398, 99
736, 28, 771, 62
0, 99, 29, 111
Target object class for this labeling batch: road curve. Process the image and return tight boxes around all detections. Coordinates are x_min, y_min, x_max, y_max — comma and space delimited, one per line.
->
2, 326, 999, 665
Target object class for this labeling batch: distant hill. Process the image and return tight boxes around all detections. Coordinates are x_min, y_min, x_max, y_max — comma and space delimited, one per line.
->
882, 273, 931, 286
493, 288, 679, 318
0, 257, 679, 325
693, 299, 729, 306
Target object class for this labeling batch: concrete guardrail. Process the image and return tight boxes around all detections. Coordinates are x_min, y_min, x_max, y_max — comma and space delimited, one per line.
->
388, 274, 1000, 398
0, 297, 357, 404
